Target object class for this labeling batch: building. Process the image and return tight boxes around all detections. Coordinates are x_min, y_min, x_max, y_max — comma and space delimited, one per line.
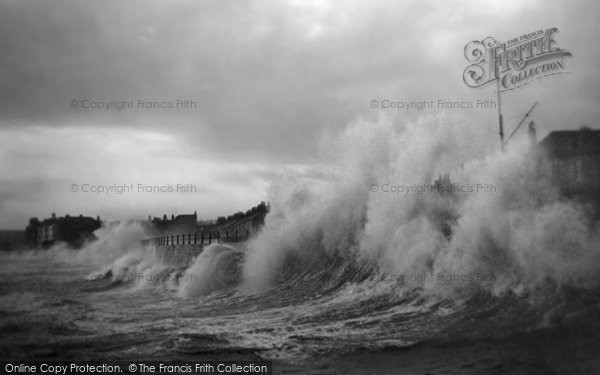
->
147, 202, 270, 244
25, 213, 102, 248
538, 127, 600, 197
432, 173, 454, 195
149, 211, 198, 234
217, 202, 269, 242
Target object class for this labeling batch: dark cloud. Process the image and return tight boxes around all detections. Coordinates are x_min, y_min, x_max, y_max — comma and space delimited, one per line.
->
0, 0, 599, 228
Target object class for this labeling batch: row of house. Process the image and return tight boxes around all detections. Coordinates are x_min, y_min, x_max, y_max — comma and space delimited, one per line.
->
216, 202, 270, 241
148, 201, 270, 243
25, 213, 102, 248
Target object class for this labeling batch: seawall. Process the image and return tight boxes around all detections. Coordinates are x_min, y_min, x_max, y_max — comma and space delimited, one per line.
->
154, 244, 205, 268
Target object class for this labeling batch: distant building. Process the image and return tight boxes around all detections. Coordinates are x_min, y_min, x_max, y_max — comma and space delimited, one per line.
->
149, 211, 198, 234
25, 213, 102, 248
538, 127, 600, 197
217, 202, 269, 242
147, 202, 270, 244
432, 173, 454, 195
428, 174, 460, 239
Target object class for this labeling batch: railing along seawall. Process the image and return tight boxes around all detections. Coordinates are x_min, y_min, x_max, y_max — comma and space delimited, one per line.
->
150, 232, 221, 247
144, 231, 253, 248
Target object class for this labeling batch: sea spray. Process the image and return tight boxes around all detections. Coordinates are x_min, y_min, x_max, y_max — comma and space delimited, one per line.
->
2, 116, 600, 364
48, 220, 177, 288
242, 114, 600, 296
179, 244, 243, 297
73, 220, 152, 265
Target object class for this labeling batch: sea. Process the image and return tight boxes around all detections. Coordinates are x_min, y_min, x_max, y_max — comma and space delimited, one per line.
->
2, 117, 600, 374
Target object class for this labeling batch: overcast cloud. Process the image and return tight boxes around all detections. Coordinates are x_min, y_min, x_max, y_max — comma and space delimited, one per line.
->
1, 0, 599, 228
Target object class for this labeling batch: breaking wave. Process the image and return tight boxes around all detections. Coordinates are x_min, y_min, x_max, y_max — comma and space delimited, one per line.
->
242, 114, 600, 298
63, 114, 600, 312
179, 244, 243, 297
5, 114, 600, 361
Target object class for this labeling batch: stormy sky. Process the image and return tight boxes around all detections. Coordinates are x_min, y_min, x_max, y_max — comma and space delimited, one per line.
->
1, 0, 599, 229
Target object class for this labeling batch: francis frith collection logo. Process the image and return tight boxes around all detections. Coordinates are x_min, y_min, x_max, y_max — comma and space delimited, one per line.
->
463, 27, 572, 91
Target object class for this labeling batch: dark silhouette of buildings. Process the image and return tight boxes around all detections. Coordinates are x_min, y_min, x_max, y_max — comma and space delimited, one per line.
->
148, 202, 270, 243
149, 211, 198, 234
25, 213, 102, 248
538, 127, 600, 197
217, 202, 269, 242
432, 173, 454, 195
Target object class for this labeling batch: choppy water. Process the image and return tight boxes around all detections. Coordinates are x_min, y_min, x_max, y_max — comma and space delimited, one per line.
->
2, 117, 600, 373
1, 243, 600, 374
